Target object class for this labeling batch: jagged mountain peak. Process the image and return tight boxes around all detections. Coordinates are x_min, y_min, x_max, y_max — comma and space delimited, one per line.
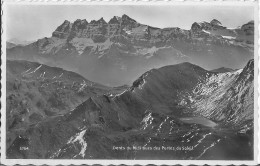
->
63, 20, 71, 24
108, 16, 120, 24
52, 20, 72, 38
191, 19, 225, 32
9, 14, 254, 86
122, 14, 137, 22
97, 17, 107, 24
72, 19, 88, 30
89, 18, 107, 24
210, 19, 222, 26
89, 19, 98, 24
243, 59, 254, 73
74, 19, 88, 24
122, 14, 131, 19
191, 22, 202, 30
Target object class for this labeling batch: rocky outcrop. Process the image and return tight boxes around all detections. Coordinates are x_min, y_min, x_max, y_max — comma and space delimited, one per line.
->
210, 19, 222, 26
191, 19, 225, 32
241, 21, 254, 35
52, 20, 72, 38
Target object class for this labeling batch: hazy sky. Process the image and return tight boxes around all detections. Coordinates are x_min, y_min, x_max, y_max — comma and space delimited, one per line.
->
6, 5, 254, 41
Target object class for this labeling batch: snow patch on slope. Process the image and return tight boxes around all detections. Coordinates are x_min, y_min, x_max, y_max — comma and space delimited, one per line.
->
222, 35, 236, 40
23, 65, 42, 76
193, 70, 241, 96
202, 30, 211, 34
67, 129, 87, 158
141, 112, 154, 130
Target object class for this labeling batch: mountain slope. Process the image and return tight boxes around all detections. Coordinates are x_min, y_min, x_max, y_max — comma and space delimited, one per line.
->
7, 59, 254, 160
7, 15, 254, 86
7, 38, 34, 46
210, 67, 235, 73
6, 42, 17, 49
192, 60, 254, 126
6, 60, 119, 151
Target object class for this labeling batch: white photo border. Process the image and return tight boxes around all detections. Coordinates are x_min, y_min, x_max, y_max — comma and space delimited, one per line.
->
1, 0, 259, 165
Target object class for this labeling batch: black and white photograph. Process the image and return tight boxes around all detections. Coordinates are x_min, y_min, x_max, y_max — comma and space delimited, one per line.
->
1, 1, 259, 165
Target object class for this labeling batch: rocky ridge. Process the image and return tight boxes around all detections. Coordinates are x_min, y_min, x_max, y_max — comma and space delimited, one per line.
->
7, 15, 254, 86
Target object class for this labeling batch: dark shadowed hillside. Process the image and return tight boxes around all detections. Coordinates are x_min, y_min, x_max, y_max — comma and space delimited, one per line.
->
6, 60, 127, 151
7, 59, 254, 160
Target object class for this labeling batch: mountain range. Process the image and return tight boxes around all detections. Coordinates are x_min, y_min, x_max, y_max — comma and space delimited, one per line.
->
7, 15, 254, 86
7, 38, 35, 46
6, 58, 254, 159
5, 14, 255, 160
